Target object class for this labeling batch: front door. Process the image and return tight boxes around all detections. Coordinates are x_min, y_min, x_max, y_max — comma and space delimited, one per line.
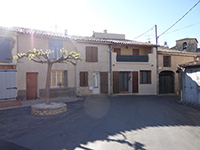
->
119, 72, 129, 91
26, 73, 38, 99
132, 71, 138, 93
100, 72, 108, 94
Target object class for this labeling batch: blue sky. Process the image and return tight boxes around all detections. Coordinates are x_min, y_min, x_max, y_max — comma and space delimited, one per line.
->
1, 0, 200, 48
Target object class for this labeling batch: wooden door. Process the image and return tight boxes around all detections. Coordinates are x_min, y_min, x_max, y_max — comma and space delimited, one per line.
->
113, 71, 120, 93
26, 73, 38, 99
132, 72, 138, 93
100, 72, 108, 94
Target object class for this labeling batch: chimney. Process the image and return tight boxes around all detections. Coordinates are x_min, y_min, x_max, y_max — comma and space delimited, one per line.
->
104, 30, 107, 34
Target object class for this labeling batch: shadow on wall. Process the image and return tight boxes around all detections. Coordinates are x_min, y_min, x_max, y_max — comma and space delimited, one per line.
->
1, 95, 200, 150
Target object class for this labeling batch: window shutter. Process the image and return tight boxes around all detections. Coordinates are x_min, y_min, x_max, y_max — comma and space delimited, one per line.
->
114, 48, 121, 55
148, 71, 151, 84
93, 47, 98, 62
65, 70, 68, 87
132, 49, 139, 55
0, 37, 10, 62
85, 72, 88, 86
80, 72, 88, 87
86, 47, 92, 62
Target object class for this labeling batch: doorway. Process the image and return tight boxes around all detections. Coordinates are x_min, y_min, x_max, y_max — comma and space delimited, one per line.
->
119, 72, 129, 91
159, 71, 174, 94
26, 72, 38, 99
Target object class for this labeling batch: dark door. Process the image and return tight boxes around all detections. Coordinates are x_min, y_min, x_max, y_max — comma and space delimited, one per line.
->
132, 71, 138, 93
26, 73, 38, 99
100, 72, 108, 94
159, 71, 174, 94
119, 72, 129, 91
113, 71, 120, 93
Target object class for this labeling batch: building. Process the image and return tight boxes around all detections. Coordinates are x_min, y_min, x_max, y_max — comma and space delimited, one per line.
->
177, 59, 200, 105
73, 30, 157, 96
171, 38, 198, 52
158, 47, 197, 94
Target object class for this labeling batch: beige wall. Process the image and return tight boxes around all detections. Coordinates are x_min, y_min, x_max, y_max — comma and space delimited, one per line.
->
17, 35, 76, 92
112, 46, 157, 95
113, 45, 152, 55
158, 54, 195, 94
76, 43, 110, 95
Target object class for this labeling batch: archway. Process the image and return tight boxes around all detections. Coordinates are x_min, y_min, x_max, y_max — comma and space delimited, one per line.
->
159, 71, 174, 94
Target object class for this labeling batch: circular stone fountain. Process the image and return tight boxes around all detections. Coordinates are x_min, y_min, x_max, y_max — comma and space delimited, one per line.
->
31, 102, 67, 115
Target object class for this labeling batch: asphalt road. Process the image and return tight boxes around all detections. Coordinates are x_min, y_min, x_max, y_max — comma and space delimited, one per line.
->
0, 95, 200, 150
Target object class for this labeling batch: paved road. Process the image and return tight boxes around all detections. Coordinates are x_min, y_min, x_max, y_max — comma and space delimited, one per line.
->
0, 95, 200, 150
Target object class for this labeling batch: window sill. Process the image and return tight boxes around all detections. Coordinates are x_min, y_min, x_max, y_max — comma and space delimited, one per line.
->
50, 87, 68, 90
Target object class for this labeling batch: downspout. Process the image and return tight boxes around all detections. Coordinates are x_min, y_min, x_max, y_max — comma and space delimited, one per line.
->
74, 40, 79, 97
109, 44, 113, 95
155, 25, 159, 95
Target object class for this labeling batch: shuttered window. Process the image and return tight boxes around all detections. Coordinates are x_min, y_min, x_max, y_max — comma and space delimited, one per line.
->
86, 46, 98, 62
140, 70, 151, 84
113, 48, 121, 55
80, 72, 88, 87
49, 40, 63, 59
163, 56, 171, 67
51, 71, 67, 88
0, 37, 11, 62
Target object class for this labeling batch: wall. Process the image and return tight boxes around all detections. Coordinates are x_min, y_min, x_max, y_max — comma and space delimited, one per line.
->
112, 46, 157, 95
17, 34, 76, 100
158, 54, 195, 94
176, 39, 198, 52
76, 42, 110, 95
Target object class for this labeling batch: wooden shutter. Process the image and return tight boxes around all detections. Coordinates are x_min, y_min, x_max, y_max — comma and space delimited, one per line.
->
92, 47, 98, 62
132, 72, 138, 93
0, 37, 10, 62
148, 71, 151, 84
86, 47, 92, 62
65, 70, 68, 87
80, 72, 88, 87
114, 48, 121, 55
132, 49, 139, 55
100, 72, 108, 94
113, 71, 120, 93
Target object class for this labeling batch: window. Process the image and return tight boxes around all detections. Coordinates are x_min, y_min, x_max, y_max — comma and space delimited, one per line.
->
163, 56, 171, 67
86, 46, 98, 62
49, 40, 63, 59
183, 42, 187, 50
113, 48, 121, 55
0, 37, 11, 62
140, 71, 151, 84
132, 49, 139, 55
51, 71, 68, 88
80, 72, 88, 87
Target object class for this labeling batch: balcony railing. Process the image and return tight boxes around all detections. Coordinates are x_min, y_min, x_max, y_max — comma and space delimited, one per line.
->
116, 55, 149, 62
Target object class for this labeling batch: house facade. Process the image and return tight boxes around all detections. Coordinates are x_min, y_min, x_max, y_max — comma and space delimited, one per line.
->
177, 60, 200, 105
158, 47, 197, 95
73, 31, 157, 96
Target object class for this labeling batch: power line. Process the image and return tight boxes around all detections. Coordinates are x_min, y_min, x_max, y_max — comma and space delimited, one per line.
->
133, 25, 154, 39
158, 0, 200, 38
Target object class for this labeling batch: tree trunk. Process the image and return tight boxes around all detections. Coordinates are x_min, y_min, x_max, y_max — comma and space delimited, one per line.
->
45, 62, 53, 105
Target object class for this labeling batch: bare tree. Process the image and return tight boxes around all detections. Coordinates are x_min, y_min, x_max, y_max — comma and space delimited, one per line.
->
14, 48, 82, 104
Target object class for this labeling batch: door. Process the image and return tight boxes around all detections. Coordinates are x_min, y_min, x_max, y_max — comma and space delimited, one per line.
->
159, 71, 174, 94
113, 71, 120, 93
0, 70, 17, 101
100, 72, 108, 94
132, 71, 138, 93
26, 73, 38, 99
92, 72, 100, 94
119, 72, 129, 91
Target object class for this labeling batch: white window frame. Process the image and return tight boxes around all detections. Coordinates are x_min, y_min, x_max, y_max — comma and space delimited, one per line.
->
50, 71, 65, 88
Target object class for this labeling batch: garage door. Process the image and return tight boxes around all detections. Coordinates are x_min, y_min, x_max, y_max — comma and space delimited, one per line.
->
0, 70, 17, 101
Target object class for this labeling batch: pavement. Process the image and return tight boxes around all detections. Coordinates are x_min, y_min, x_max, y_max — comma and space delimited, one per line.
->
0, 95, 200, 150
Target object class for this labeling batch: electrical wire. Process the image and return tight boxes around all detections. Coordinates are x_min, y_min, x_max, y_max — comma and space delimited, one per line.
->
158, 0, 200, 38
133, 25, 154, 39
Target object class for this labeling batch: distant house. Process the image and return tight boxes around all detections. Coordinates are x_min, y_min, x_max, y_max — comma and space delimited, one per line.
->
177, 59, 200, 105
158, 47, 197, 94
0, 27, 17, 102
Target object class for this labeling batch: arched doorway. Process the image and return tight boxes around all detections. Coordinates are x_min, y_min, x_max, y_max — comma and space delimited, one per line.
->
159, 71, 174, 94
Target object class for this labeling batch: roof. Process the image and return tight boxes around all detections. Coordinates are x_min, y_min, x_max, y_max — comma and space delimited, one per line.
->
178, 59, 200, 68
158, 47, 198, 56
176, 38, 198, 43
70, 36, 157, 47
0, 26, 67, 39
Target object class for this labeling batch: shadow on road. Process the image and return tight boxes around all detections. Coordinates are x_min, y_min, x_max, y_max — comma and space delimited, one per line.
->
1, 95, 200, 150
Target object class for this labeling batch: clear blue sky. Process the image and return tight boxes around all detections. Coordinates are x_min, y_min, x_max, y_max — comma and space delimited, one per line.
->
1, 0, 200, 48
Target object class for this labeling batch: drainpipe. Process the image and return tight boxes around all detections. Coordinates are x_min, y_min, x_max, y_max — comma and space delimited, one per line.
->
109, 44, 113, 95
155, 24, 159, 95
